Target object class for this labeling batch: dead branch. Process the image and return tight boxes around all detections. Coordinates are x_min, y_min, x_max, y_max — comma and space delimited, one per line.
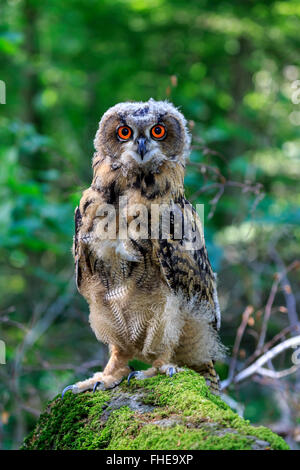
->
232, 336, 300, 384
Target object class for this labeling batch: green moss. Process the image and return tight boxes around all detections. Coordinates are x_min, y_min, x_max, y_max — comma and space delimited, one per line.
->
22, 369, 289, 450
22, 390, 111, 450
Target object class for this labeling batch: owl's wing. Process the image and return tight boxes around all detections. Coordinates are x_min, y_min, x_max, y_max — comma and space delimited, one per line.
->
74, 205, 85, 291
152, 198, 220, 330
73, 188, 104, 294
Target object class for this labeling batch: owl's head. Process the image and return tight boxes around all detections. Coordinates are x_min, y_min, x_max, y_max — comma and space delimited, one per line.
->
94, 99, 191, 174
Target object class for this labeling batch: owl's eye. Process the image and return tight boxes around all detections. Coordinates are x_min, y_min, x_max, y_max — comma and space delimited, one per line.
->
117, 126, 132, 140
151, 124, 166, 140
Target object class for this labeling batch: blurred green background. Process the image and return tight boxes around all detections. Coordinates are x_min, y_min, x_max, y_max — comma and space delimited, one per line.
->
1, 0, 300, 449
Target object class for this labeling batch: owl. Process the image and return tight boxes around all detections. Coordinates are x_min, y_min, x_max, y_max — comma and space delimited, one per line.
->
62, 99, 225, 398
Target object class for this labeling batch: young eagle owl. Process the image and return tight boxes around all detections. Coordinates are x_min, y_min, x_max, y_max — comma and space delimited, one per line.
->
62, 99, 225, 398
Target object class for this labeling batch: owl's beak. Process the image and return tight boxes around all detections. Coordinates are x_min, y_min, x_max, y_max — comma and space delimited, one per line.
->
137, 137, 147, 160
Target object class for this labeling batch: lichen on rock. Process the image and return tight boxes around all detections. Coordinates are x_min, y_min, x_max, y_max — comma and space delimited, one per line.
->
21, 369, 289, 450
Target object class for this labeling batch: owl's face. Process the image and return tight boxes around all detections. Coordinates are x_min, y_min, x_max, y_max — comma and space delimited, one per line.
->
94, 99, 191, 173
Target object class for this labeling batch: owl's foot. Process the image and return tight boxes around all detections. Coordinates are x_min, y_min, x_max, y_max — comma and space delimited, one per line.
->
159, 364, 184, 376
127, 364, 184, 384
62, 368, 130, 398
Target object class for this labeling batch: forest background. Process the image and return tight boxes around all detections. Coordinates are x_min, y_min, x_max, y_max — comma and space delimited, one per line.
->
1, 0, 300, 449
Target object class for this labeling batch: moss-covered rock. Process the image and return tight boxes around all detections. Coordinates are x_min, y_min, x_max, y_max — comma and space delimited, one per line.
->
22, 369, 289, 450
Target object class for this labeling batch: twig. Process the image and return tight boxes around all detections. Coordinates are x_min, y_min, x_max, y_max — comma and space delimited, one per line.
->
270, 248, 299, 331
0, 317, 29, 332
245, 324, 300, 367
256, 365, 299, 379
0, 306, 16, 316
187, 161, 226, 182
22, 358, 103, 374
21, 405, 40, 418
222, 306, 253, 389
208, 185, 225, 219
257, 274, 282, 352
257, 260, 300, 352
232, 336, 300, 384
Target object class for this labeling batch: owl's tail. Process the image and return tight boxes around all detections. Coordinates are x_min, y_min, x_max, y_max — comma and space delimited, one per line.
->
192, 361, 220, 395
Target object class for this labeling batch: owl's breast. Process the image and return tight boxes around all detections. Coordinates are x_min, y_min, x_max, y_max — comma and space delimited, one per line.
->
94, 238, 160, 295
86, 236, 165, 348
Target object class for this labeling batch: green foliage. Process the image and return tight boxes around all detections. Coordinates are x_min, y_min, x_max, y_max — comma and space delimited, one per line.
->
1, 0, 300, 449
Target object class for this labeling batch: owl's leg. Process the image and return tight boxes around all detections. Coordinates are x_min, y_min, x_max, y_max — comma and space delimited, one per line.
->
62, 345, 131, 397
127, 354, 184, 384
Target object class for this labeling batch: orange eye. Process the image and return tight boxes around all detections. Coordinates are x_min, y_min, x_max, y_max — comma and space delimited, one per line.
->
151, 124, 166, 140
117, 126, 132, 140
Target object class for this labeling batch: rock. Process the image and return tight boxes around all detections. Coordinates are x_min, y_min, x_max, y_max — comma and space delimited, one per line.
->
21, 369, 289, 450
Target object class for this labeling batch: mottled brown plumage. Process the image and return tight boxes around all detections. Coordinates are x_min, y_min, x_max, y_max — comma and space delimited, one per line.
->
64, 99, 225, 397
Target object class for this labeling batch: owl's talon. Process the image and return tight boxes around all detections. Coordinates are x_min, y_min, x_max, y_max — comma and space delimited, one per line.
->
93, 381, 102, 393
127, 370, 148, 384
127, 370, 138, 384
159, 364, 183, 377
61, 385, 75, 399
